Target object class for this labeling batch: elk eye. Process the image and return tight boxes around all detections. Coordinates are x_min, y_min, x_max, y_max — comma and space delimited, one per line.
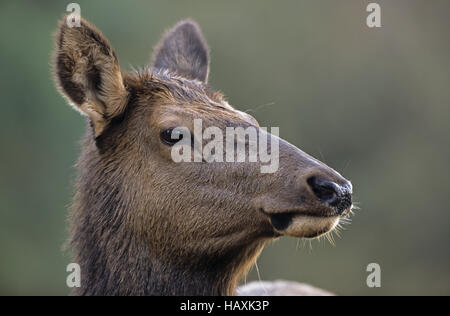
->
160, 128, 183, 146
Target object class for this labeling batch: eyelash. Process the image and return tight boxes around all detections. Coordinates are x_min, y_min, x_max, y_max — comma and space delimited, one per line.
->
160, 128, 196, 147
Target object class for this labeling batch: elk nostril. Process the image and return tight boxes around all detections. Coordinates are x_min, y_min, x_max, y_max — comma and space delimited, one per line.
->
307, 176, 353, 215
307, 176, 340, 206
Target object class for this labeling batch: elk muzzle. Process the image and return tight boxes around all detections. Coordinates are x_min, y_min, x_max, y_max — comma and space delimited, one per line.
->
256, 138, 353, 239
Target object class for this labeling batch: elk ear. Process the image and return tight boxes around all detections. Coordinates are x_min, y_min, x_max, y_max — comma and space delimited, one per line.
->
53, 17, 128, 138
152, 20, 210, 83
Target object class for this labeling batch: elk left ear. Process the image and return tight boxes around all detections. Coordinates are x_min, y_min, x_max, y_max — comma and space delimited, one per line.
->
53, 17, 128, 138
152, 20, 210, 83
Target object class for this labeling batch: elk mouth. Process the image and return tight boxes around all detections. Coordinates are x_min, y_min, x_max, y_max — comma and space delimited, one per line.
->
269, 212, 298, 231
260, 208, 343, 239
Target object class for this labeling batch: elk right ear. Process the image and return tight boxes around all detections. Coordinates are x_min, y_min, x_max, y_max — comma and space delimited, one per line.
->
53, 17, 128, 138
152, 20, 210, 83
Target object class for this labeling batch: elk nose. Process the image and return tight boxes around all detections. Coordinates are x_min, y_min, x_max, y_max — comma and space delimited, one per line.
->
307, 176, 353, 215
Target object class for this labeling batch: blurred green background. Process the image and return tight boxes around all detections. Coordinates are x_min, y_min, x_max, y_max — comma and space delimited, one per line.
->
1, 0, 449, 295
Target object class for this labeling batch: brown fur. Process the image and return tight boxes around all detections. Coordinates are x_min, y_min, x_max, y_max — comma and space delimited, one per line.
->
54, 18, 128, 137
53, 16, 352, 296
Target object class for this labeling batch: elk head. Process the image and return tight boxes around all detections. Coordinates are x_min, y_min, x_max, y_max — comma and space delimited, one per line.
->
53, 16, 353, 295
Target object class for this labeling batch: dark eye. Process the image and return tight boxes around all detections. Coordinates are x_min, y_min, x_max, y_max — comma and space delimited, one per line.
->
160, 128, 183, 146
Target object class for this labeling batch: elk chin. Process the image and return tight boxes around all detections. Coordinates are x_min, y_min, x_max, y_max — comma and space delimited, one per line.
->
269, 213, 340, 239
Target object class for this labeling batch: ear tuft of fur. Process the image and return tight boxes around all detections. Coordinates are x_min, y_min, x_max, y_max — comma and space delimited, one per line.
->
52, 16, 128, 137
152, 19, 210, 83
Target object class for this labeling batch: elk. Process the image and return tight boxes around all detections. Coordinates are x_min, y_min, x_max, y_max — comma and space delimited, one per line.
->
53, 16, 353, 296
